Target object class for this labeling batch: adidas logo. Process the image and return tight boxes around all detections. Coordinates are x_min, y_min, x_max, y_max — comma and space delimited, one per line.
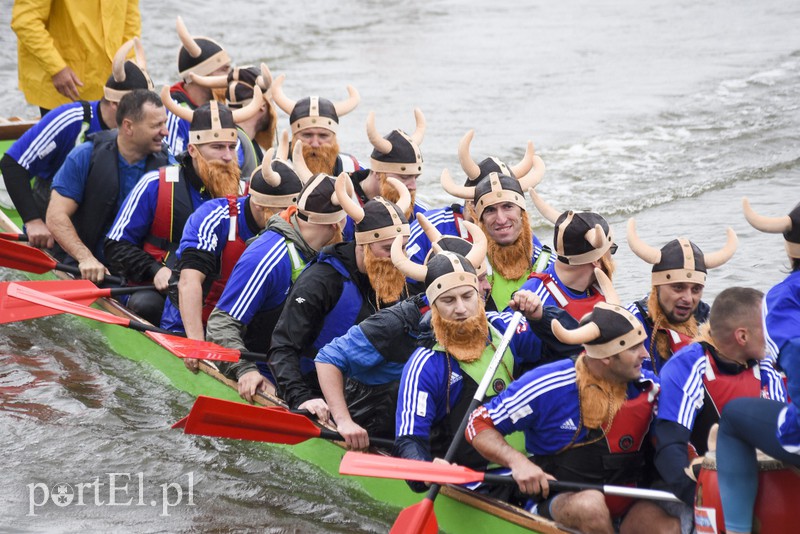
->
560, 418, 577, 431
295, 297, 305, 304
449, 372, 463, 386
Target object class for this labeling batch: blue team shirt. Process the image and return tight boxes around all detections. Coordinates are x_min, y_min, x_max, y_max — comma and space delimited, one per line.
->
764, 270, 800, 454
483, 358, 659, 455
395, 311, 545, 441
51, 140, 148, 207
519, 261, 598, 309
106, 168, 210, 245
160, 196, 259, 331
7, 101, 102, 181
657, 342, 786, 431
214, 229, 308, 325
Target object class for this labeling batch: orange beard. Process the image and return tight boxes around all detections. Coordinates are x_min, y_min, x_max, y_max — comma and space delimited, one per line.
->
364, 244, 406, 306
431, 301, 489, 363
598, 251, 616, 281
194, 151, 242, 198
575, 354, 627, 429
254, 106, 278, 151
325, 226, 344, 247
301, 140, 340, 175
379, 173, 415, 219
647, 289, 699, 364
212, 87, 228, 104
481, 212, 533, 280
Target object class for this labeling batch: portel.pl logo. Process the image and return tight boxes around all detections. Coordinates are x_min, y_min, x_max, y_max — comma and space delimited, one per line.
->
27, 472, 195, 517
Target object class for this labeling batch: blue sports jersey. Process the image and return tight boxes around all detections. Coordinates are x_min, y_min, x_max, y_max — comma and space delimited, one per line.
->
765, 270, 800, 454
106, 169, 210, 246
165, 109, 190, 156
395, 311, 544, 441
6, 100, 102, 181
519, 261, 599, 310
658, 343, 786, 431
160, 196, 259, 331
214, 229, 308, 325
51, 141, 147, 207
481, 358, 658, 455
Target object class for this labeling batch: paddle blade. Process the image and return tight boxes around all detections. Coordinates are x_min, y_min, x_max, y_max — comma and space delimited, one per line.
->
144, 331, 242, 362
0, 239, 57, 273
182, 395, 324, 445
6, 282, 130, 326
339, 452, 486, 485
0, 279, 103, 323
390, 498, 438, 534
171, 415, 189, 429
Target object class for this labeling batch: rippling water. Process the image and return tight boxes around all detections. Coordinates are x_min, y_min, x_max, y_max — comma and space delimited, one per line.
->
1, 0, 799, 531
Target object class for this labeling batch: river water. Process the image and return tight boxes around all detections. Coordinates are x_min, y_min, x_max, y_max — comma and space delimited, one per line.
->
1, 0, 799, 531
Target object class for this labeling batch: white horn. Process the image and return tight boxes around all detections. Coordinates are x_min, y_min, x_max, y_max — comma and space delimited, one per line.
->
160, 85, 193, 122
552, 321, 602, 346
441, 168, 475, 201
626, 218, 662, 265
518, 154, 545, 191
529, 189, 561, 224
410, 108, 426, 146
391, 235, 427, 282
458, 130, 480, 180
704, 227, 738, 269
333, 85, 360, 117
366, 112, 392, 154
291, 140, 313, 184
510, 140, 535, 178
112, 39, 135, 82
742, 197, 792, 234
231, 86, 264, 123
176, 16, 202, 58
270, 74, 296, 115
335, 173, 365, 223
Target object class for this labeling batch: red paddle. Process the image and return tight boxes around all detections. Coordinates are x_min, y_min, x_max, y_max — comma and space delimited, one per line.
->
0, 279, 162, 324
6, 282, 269, 363
0, 232, 28, 241
340, 451, 683, 503
0, 238, 123, 284
179, 395, 395, 448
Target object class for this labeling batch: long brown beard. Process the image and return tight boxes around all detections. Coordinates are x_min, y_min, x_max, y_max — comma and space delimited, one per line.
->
301, 140, 340, 175
431, 301, 489, 363
481, 212, 533, 280
379, 174, 416, 219
194, 152, 242, 198
364, 244, 406, 305
212, 87, 228, 103
575, 354, 627, 429
647, 289, 698, 364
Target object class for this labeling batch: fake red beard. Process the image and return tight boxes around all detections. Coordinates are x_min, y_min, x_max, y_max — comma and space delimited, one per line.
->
253, 106, 278, 151
430, 301, 489, 363
194, 152, 242, 198
379, 174, 415, 219
301, 140, 340, 176
363, 244, 406, 306
481, 211, 533, 280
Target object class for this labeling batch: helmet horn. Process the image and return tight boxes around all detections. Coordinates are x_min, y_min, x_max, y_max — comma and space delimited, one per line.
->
703, 227, 738, 269
518, 153, 545, 191
391, 235, 427, 282
112, 39, 135, 82
366, 112, 392, 154
458, 130, 481, 180
176, 16, 202, 58
160, 85, 194, 122
441, 168, 475, 200
276, 130, 290, 161
385, 177, 411, 214
626, 218, 662, 265
270, 74, 296, 115
410, 108, 426, 146
291, 140, 313, 184
593, 268, 619, 305
742, 197, 792, 234
333, 85, 360, 117
552, 321, 602, 346
335, 173, 365, 223
260, 149, 282, 187
509, 140, 535, 178
231, 86, 264, 123
529, 189, 562, 224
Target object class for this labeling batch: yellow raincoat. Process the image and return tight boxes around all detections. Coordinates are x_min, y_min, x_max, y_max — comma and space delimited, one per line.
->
11, 0, 141, 110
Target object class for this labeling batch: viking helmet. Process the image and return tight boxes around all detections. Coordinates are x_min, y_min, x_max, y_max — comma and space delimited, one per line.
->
416, 213, 489, 277
552, 269, 647, 359
104, 38, 154, 103
391, 229, 487, 304
190, 63, 273, 108
441, 165, 543, 221
335, 174, 410, 245
271, 74, 360, 135
742, 198, 800, 259
367, 109, 425, 175
627, 218, 738, 286
247, 132, 303, 209
458, 130, 537, 186
530, 190, 614, 265
160, 85, 262, 145
176, 16, 230, 81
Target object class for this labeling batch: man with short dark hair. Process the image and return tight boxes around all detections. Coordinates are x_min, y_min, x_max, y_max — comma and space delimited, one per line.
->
47, 89, 171, 283
654, 287, 785, 510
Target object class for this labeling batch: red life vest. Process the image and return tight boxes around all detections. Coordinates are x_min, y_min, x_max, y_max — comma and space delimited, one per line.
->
702, 346, 763, 417
142, 166, 194, 266
201, 196, 248, 323
527, 272, 605, 320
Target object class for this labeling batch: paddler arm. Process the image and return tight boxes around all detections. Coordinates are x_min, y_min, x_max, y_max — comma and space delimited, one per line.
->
652, 419, 696, 506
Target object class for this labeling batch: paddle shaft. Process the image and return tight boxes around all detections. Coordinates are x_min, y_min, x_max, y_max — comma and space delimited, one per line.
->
479, 476, 683, 503
425, 313, 524, 497
51, 260, 124, 286
0, 233, 27, 241
318, 427, 395, 449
